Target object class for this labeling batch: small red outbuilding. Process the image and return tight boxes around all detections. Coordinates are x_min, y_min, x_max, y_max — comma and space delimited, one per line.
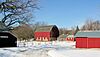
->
57, 34, 74, 41
66, 35, 74, 41
75, 31, 100, 48
34, 25, 59, 41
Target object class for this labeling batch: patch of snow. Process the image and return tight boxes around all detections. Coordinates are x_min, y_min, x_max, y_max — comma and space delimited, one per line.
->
0, 41, 75, 57
4, 41, 100, 57
48, 48, 100, 57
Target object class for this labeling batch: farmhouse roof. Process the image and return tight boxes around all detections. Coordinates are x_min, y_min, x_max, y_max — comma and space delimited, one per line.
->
58, 34, 67, 38
35, 25, 57, 32
75, 31, 100, 38
67, 35, 74, 38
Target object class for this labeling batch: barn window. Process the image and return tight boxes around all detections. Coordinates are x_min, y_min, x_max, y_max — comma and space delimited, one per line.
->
68, 38, 70, 40
36, 37, 38, 40
70, 38, 72, 40
43, 37, 45, 41
40, 37, 41, 41
45, 37, 48, 41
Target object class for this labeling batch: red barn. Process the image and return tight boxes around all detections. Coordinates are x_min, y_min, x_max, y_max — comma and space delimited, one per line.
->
75, 31, 100, 48
34, 25, 59, 41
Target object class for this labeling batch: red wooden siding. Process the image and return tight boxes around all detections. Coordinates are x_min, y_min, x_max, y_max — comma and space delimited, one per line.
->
66, 35, 74, 41
76, 38, 100, 48
88, 38, 100, 48
76, 38, 87, 48
34, 32, 50, 41
66, 38, 74, 41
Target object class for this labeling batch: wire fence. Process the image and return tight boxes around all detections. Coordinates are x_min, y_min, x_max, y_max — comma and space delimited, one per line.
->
17, 41, 75, 48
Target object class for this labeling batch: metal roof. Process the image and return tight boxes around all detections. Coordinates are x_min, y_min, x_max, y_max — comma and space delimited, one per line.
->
35, 25, 57, 32
75, 31, 100, 38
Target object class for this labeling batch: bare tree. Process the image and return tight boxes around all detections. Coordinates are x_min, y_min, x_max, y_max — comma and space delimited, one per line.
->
59, 28, 68, 35
0, 0, 38, 29
74, 26, 80, 35
31, 22, 48, 32
81, 19, 100, 31
11, 24, 34, 40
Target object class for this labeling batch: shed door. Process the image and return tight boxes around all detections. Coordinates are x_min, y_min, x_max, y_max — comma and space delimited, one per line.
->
88, 38, 95, 48
88, 38, 100, 48
76, 38, 88, 48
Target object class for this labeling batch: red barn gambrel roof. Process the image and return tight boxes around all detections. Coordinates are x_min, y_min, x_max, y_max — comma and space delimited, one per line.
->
35, 25, 57, 32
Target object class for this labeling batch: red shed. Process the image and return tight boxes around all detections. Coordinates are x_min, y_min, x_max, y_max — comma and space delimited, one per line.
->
66, 35, 74, 41
75, 31, 100, 48
57, 34, 74, 41
34, 25, 59, 41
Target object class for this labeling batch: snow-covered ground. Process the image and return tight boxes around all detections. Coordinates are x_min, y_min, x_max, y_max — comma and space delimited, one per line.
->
48, 48, 100, 57
0, 41, 100, 57
0, 41, 75, 57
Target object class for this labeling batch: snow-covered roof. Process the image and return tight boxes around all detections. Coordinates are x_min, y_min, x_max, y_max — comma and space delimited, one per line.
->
58, 34, 67, 38
35, 25, 58, 32
75, 31, 100, 38
67, 35, 74, 38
